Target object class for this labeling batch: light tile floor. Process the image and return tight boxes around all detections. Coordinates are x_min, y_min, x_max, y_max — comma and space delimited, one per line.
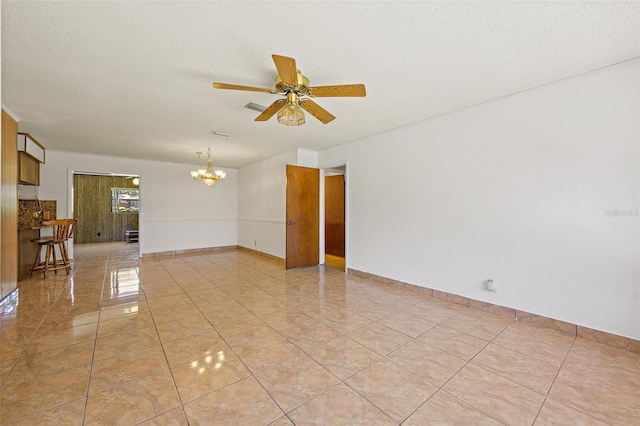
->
1, 242, 639, 425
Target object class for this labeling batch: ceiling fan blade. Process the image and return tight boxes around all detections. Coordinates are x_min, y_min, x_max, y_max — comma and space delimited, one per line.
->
308, 84, 366, 97
255, 99, 286, 121
299, 99, 336, 124
272, 55, 298, 86
213, 82, 274, 93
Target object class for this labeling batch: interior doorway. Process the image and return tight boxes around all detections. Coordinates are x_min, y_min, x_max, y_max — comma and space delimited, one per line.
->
68, 170, 141, 260
323, 166, 346, 271
73, 173, 139, 244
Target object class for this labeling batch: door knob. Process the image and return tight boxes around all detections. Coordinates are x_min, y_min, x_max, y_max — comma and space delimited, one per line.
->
286, 221, 295, 225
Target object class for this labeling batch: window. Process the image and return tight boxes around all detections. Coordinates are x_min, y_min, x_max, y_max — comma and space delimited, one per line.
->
111, 188, 139, 214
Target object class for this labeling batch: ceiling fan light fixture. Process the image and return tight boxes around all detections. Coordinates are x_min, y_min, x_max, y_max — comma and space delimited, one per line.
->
277, 93, 305, 126
277, 103, 305, 126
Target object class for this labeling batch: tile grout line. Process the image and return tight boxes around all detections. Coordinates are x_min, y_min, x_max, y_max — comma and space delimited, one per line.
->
278, 289, 437, 423
530, 331, 576, 425
80, 246, 110, 426
149, 255, 210, 423
559, 341, 640, 397
408, 315, 529, 424
374, 315, 460, 424
535, 334, 620, 426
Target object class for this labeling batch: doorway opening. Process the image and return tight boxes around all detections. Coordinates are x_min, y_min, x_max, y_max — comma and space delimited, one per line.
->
323, 166, 346, 271
68, 170, 141, 260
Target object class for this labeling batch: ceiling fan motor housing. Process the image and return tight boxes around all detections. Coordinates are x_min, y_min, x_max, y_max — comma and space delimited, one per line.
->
275, 70, 310, 95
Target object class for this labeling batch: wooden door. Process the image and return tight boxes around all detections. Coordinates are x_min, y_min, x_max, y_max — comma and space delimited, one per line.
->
1, 110, 19, 298
286, 165, 319, 269
325, 174, 345, 257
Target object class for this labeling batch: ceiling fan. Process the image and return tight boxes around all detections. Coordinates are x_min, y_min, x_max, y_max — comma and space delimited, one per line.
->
213, 54, 366, 126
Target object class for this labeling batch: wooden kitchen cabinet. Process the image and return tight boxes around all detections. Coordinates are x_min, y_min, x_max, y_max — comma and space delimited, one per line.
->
18, 229, 39, 281
18, 152, 40, 185
17, 133, 45, 186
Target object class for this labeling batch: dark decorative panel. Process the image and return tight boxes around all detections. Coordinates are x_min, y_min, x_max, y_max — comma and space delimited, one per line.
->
73, 174, 139, 243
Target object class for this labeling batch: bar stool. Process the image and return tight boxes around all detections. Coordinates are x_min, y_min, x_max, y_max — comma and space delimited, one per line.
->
30, 219, 76, 278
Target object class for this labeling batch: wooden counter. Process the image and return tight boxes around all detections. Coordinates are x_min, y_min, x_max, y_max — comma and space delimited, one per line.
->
18, 229, 39, 281
17, 200, 56, 281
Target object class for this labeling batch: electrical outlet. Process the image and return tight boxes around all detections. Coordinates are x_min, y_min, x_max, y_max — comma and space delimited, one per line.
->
485, 279, 496, 292
254, 240, 257, 246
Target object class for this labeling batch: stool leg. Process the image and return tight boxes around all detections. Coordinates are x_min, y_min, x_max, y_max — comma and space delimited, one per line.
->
59, 241, 70, 274
43, 245, 51, 278
56, 242, 63, 265
30, 244, 43, 278
52, 245, 58, 275
63, 241, 72, 273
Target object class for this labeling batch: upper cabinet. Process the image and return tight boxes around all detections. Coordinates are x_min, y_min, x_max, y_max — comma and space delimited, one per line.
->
18, 152, 40, 185
17, 133, 45, 185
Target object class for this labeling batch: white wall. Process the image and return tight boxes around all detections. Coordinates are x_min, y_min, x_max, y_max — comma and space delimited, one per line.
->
39, 150, 238, 258
297, 148, 319, 168
237, 149, 318, 259
319, 60, 640, 339
237, 150, 296, 258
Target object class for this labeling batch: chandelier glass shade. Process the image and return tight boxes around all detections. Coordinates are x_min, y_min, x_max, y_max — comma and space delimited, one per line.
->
190, 148, 226, 186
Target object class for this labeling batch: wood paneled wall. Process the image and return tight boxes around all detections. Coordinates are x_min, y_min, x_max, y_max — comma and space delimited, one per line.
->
1, 110, 19, 299
73, 174, 139, 243
325, 174, 345, 257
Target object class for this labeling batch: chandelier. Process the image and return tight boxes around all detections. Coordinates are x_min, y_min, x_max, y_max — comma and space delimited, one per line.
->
190, 148, 226, 186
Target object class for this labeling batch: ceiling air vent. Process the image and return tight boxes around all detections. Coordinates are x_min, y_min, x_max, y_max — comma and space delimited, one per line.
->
244, 102, 267, 112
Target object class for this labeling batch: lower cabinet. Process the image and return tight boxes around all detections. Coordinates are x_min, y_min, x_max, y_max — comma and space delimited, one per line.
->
18, 229, 39, 281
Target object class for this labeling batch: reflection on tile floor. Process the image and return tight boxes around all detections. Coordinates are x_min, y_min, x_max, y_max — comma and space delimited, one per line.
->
1, 242, 639, 425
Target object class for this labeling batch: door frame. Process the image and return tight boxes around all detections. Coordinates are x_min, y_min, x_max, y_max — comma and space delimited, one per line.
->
319, 160, 349, 269
67, 168, 142, 260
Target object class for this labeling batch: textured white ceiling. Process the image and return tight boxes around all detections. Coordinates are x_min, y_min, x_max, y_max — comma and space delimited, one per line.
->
2, 1, 639, 168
